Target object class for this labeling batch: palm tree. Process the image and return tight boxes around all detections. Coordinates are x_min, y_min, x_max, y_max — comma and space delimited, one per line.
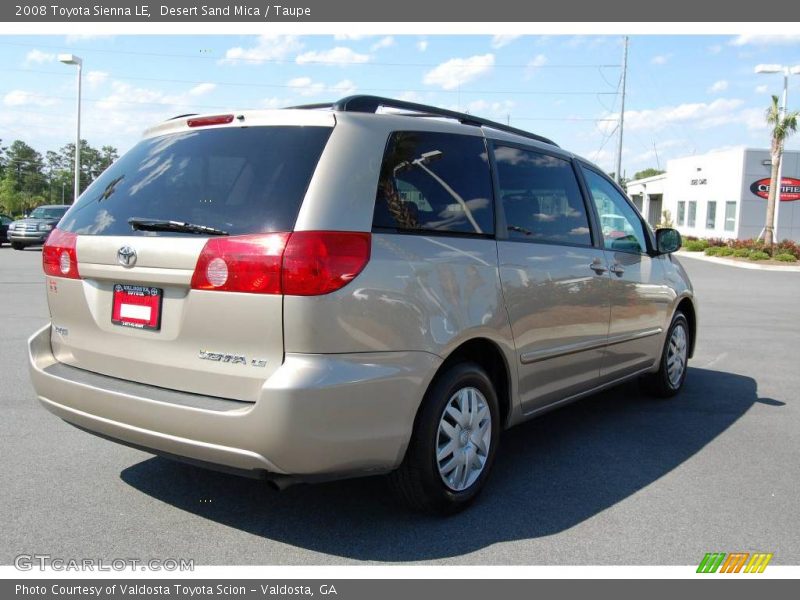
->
764, 95, 799, 247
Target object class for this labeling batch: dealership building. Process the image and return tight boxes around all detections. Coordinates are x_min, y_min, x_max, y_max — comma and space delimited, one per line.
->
627, 147, 800, 242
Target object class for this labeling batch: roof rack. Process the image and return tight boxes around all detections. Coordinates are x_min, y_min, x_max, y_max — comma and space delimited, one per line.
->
289, 95, 558, 147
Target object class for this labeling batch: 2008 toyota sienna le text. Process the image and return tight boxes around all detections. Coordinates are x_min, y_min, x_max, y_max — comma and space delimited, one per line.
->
28, 96, 696, 514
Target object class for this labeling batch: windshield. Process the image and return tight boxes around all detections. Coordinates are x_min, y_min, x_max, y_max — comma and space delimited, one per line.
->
30, 206, 69, 220
59, 126, 332, 236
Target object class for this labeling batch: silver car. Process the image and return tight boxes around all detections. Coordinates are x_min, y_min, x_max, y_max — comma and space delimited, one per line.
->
28, 96, 696, 514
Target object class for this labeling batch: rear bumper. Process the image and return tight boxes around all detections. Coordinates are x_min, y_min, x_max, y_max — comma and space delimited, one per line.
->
28, 325, 441, 478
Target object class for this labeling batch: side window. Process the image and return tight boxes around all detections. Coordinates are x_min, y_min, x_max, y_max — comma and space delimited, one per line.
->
582, 167, 648, 254
373, 132, 494, 235
493, 146, 592, 246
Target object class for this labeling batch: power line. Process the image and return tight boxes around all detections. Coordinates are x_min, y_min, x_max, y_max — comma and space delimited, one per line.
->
0, 68, 619, 97
0, 41, 622, 69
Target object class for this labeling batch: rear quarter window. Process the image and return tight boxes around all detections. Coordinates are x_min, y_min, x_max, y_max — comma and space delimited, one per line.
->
373, 131, 494, 236
59, 126, 332, 236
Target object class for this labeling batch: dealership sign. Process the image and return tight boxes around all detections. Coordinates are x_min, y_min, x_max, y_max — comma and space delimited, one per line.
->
750, 177, 800, 202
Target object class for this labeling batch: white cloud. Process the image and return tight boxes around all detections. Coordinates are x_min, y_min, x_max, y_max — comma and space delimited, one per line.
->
528, 54, 548, 68
24, 49, 54, 65
296, 47, 370, 66
331, 79, 357, 96
423, 54, 495, 90
731, 34, 800, 46
287, 77, 326, 97
85, 71, 109, 88
650, 54, 672, 65
188, 83, 216, 96
285, 77, 357, 98
333, 34, 366, 41
370, 36, 395, 52
491, 35, 521, 49
416, 39, 428, 52
708, 44, 723, 54
220, 35, 303, 65
754, 84, 769, 94
708, 80, 729, 93
4, 89, 59, 107
602, 98, 746, 134
463, 99, 515, 117
262, 97, 286, 109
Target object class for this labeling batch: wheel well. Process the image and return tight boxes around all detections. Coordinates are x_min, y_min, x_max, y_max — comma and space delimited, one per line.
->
676, 298, 697, 358
437, 338, 511, 427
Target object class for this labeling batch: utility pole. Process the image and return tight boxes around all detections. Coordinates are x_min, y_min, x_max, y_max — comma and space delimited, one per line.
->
615, 36, 629, 186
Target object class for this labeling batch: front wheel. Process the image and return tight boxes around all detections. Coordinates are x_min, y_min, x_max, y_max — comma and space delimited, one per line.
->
389, 362, 500, 515
11, 242, 24, 250
642, 311, 690, 398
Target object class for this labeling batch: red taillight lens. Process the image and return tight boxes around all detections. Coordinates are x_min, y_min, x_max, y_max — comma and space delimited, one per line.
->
187, 114, 234, 127
191, 233, 289, 294
282, 231, 371, 296
190, 231, 371, 296
43, 229, 80, 279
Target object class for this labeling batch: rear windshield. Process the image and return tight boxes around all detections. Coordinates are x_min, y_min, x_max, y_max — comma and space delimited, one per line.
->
30, 206, 69, 220
60, 126, 332, 236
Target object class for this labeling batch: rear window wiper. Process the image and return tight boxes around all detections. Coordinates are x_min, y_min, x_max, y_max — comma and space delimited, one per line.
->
128, 218, 229, 236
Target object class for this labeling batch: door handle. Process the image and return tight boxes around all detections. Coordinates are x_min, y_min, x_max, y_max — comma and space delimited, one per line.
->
589, 261, 607, 275
609, 263, 625, 276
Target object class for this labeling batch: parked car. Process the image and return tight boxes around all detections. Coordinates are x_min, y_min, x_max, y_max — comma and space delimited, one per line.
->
28, 96, 696, 514
8, 205, 70, 249
0, 214, 12, 245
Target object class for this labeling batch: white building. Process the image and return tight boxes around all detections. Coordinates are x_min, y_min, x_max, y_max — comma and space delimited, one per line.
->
627, 148, 800, 241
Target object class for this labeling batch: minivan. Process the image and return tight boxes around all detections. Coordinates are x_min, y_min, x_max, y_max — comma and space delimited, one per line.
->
29, 96, 696, 514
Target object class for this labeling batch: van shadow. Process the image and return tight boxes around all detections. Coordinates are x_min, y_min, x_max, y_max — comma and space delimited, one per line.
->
120, 367, 776, 562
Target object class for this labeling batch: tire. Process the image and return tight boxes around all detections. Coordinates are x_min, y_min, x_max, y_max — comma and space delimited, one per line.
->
389, 361, 500, 515
642, 311, 690, 398
11, 242, 24, 250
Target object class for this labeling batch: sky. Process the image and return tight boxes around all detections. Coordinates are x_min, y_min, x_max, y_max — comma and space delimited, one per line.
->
1, 33, 799, 177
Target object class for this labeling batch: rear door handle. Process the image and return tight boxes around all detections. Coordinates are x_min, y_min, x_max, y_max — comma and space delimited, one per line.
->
609, 263, 625, 276
589, 261, 607, 275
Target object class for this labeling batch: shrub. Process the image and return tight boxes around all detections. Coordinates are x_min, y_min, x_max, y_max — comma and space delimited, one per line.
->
774, 253, 798, 262
733, 248, 751, 258
684, 240, 708, 252
704, 246, 722, 256
749, 251, 770, 261
775, 240, 800, 259
717, 246, 735, 256
705, 237, 728, 248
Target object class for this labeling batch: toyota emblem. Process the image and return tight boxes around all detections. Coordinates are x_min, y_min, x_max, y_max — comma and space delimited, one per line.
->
117, 246, 137, 268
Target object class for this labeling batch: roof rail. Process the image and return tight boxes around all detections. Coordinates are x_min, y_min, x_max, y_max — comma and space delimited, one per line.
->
290, 95, 558, 147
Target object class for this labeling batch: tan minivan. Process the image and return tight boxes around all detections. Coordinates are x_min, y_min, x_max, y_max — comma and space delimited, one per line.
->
28, 96, 696, 514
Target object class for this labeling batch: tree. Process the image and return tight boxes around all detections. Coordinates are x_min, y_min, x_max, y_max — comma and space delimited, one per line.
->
56, 140, 119, 200
763, 94, 799, 247
632, 167, 665, 180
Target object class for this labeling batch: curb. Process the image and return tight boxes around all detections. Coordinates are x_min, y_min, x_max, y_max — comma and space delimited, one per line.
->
674, 251, 800, 272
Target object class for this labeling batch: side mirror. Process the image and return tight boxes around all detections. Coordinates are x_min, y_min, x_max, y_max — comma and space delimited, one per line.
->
656, 228, 682, 254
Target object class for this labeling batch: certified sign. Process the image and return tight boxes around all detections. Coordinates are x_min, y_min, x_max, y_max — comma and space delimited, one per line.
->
750, 177, 800, 202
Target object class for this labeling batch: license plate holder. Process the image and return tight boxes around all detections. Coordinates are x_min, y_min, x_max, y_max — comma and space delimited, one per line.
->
111, 284, 163, 331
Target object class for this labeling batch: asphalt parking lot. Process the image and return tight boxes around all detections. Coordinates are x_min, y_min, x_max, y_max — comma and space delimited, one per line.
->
2, 245, 799, 566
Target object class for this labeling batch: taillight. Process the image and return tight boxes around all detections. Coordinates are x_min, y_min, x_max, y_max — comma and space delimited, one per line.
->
190, 231, 371, 296
191, 233, 289, 294
187, 114, 234, 127
282, 231, 371, 296
43, 229, 80, 279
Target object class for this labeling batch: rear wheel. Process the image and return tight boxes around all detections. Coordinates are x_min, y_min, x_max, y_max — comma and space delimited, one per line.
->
389, 362, 500, 515
642, 311, 690, 398
11, 242, 24, 250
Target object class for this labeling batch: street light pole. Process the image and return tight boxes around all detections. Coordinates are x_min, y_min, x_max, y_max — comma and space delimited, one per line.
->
755, 63, 800, 243
58, 53, 82, 204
